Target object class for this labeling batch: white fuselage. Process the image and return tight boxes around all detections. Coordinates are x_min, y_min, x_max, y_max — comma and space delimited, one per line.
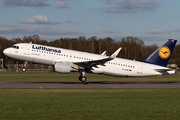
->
3, 43, 175, 76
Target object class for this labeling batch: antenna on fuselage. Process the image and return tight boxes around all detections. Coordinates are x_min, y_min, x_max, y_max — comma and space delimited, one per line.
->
30, 41, 32, 44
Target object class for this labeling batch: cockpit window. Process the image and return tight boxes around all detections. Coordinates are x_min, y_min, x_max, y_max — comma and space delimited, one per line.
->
11, 46, 19, 49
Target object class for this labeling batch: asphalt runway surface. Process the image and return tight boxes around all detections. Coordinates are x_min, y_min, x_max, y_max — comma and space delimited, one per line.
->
1, 81, 180, 89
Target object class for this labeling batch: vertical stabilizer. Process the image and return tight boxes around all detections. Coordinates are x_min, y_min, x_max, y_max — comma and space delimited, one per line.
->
141, 39, 177, 67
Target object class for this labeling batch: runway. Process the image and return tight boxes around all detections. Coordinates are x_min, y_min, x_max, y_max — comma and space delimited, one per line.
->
1, 81, 180, 89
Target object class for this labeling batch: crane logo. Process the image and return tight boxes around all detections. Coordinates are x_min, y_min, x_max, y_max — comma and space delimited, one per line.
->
159, 46, 171, 59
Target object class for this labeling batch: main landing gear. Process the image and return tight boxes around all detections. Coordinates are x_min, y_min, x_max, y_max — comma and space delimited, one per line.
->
79, 70, 87, 82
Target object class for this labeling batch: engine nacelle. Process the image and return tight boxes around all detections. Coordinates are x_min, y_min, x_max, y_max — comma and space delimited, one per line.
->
54, 62, 71, 73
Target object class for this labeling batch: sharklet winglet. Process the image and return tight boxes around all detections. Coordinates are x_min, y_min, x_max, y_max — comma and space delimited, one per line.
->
110, 47, 122, 58
101, 51, 106, 56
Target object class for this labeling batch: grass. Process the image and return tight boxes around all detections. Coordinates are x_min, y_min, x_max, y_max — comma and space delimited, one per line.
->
0, 72, 180, 82
0, 89, 180, 120
0, 73, 180, 119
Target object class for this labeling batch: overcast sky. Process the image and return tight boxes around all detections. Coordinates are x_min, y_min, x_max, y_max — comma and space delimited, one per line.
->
0, 0, 180, 45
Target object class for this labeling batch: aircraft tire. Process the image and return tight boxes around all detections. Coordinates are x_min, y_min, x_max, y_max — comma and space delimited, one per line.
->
79, 76, 87, 82
22, 69, 26, 72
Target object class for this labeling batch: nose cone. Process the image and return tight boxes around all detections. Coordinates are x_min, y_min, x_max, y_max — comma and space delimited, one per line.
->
3, 48, 9, 56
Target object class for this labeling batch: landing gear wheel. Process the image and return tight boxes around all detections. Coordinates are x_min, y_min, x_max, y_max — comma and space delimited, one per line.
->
22, 68, 26, 72
79, 76, 87, 82
79, 70, 87, 82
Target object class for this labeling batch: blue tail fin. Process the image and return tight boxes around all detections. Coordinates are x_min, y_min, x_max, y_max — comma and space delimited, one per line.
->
141, 39, 177, 67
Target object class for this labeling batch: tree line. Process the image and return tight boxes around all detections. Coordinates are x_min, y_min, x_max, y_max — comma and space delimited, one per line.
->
0, 35, 180, 67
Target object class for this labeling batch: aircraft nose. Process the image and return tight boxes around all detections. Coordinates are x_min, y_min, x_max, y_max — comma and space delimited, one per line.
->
3, 48, 9, 56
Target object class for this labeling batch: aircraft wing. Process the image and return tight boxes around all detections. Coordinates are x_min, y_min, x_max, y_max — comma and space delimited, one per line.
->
73, 47, 122, 69
74, 57, 113, 68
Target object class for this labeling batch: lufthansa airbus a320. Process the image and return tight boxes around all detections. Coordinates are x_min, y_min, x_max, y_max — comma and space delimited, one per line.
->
3, 39, 177, 82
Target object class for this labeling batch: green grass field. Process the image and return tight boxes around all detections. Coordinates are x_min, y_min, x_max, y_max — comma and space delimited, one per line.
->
0, 73, 180, 120
0, 89, 180, 120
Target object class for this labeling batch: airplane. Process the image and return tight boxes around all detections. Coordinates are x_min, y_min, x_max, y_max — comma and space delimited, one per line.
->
3, 39, 177, 82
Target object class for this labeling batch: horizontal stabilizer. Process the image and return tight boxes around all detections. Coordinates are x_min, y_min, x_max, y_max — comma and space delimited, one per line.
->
154, 69, 174, 72
154, 68, 175, 75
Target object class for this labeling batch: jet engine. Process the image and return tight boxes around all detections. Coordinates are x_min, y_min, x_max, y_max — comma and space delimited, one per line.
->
53, 62, 71, 73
